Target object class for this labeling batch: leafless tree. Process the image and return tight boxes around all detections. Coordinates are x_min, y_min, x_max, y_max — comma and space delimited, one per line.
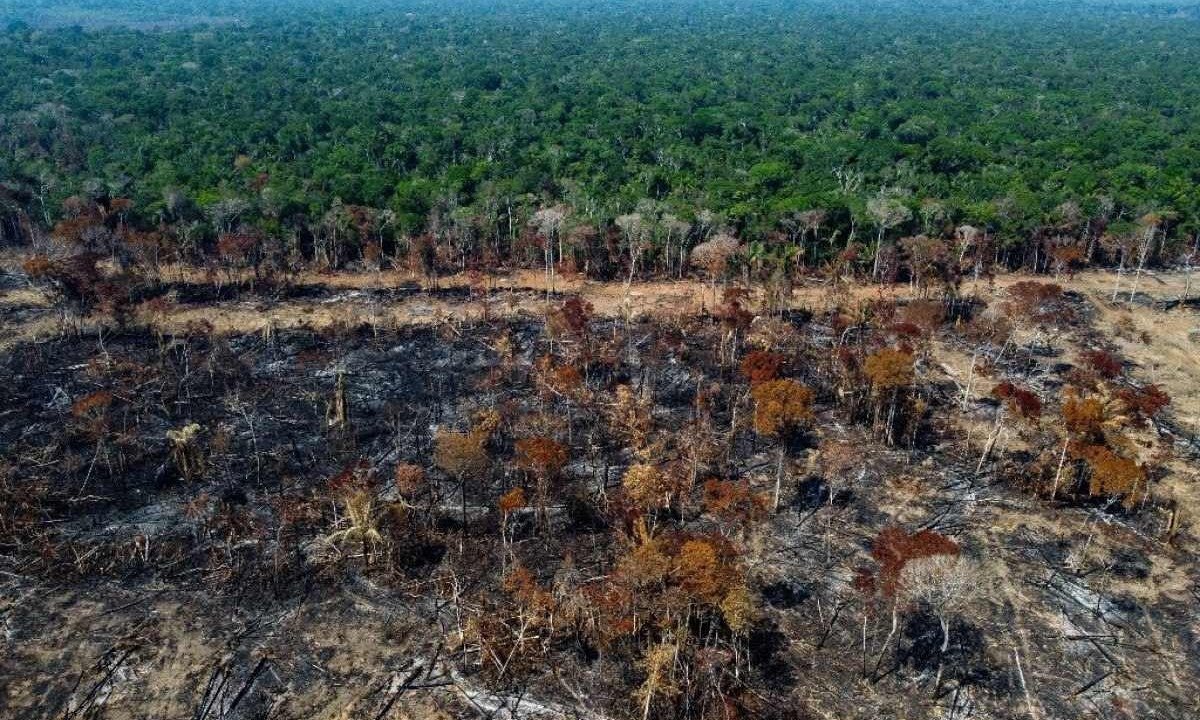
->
1129, 212, 1164, 303
867, 188, 912, 280
899, 554, 984, 692
532, 204, 569, 292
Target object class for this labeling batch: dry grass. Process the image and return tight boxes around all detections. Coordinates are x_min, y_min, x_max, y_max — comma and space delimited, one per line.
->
1076, 285, 1199, 435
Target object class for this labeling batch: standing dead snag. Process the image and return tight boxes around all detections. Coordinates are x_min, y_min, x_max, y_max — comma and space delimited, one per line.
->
750, 378, 814, 511
1129, 212, 1167, 303
1003, 280, 1073, 353
1101, 229, 1138, 301
531, 205, 569, 293
1047, 241, 1085, 280
899, 234, 949, 298
690, 232, 741, 300
867, 189, 912, 280
816, 438, 864, 508
870, 527, 960, 602
533, 357, 590, 445
634, 641, 679, 720
485, 561, 559, 677
326, 370, 348, 429
957, 308, 1014, 410
713, 287, 754, 366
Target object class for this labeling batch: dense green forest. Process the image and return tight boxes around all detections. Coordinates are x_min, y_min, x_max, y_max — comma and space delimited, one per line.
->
2, 0, 1200, 275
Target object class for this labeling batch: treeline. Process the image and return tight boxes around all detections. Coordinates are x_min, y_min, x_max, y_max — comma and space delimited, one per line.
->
3, 0, 1200, 276
11, 188, 1199, 307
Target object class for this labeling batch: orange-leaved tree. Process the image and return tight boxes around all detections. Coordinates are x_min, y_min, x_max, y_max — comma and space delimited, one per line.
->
1080, 445, 1146, 510
514, 436, 569, 529
434, 427, 491, 549
609, 384, 655, 459
701, 478, 769, 535
739, 349, 785, 386
497, 486, 527, 556
1052, 389, 1106, 499
393, 463, 427, 507
1053, 386, 1160, 508
863, 347, 914, 445
751, 378, 814, 511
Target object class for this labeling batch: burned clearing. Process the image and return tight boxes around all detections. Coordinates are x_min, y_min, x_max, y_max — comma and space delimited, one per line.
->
1, 273, 1197, 720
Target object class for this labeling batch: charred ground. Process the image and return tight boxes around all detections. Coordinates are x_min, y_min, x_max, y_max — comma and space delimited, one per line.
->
1, 270, 1198, 720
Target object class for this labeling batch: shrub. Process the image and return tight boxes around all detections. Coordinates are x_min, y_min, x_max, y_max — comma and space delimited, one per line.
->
739, 350, 785, 386
992, 382, 1042, 420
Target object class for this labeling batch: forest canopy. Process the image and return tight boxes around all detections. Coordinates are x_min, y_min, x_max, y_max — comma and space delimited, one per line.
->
3, 0, 1200, 266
